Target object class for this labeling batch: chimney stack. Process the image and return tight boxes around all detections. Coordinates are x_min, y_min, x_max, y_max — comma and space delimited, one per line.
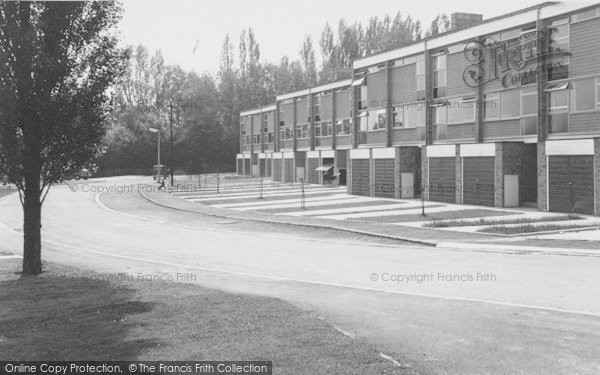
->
451, 13, 483, 31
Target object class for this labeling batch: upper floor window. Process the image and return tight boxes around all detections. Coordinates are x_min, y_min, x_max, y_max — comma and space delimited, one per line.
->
548, 86, 569, 113
500, 89, 520, 119
433, 54, 447, 98
314, 95, 321, 122
572, 7, 600, 22
367, 109, 386, 131
521, 86, 538, 116
433, 103, 447, 125
393, 106, 404, 128
548, 20, 570, 81
483, 93, 500, 120
416, 58, 425, 99
446, 98, 476, 124
336, 119, 352, 135
571, 79, 596, 112
359, 83, 368, 110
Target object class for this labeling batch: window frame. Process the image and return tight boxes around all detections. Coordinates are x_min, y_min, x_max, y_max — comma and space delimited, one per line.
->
482, 93, 500, 120
571, 79, 597, 113
500, 89, 521, 119
548, 88, 570, 113
416, 58, 426, 92
432, 103, 448, 125
521, 86, 538, 116
432, 54, 447, 98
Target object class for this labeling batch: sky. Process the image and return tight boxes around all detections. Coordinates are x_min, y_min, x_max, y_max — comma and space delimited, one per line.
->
118, 0, 557, 75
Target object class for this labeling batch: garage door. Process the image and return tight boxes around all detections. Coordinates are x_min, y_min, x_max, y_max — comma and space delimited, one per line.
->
307, 158, 319, 184
351, 159, 370, 196
429, 157, 456, 203
463, 157, 495, 206
549, 156, 594, 215
237, 159, 243, 175
374, 159, 395, 198
273, 159, 282, 181
283, 159, 294, 182
243, 159, 250, 176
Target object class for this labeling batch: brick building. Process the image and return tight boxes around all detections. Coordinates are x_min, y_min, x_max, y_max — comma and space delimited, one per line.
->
237, 1, 600, 216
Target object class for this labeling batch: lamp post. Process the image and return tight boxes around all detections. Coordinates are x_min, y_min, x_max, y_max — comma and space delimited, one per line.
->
149, 128, 160, 180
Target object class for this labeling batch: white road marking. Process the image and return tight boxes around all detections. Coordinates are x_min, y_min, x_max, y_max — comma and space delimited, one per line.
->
234, 197, 372, 211
185, 189, 344, 202
282, 203, 434, 217
315, 205, 461, 220
213, 193, 353, 208
2, 221, 599, 318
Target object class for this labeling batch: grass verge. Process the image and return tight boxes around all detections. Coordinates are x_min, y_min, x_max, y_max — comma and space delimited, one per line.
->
479, 223, 597, 235
425, 214, 582, 228
354, 209, 515, 223
0, 260, 408, 374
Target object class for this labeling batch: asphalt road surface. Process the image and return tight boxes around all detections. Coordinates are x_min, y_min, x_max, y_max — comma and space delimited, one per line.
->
1, 176, 599, 374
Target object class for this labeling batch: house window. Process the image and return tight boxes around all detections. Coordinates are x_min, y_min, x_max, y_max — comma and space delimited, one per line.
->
548, 21, 569, 81
549, 89, 569, 113
300, 124, 309, 138
433, 104, 447, 125
359, 82, 368, 109
407, 101, 426, 127
521, 87, 538, 116
393, 106, 404, 128
572, 7, 600, 22
500, 89, 520, 119
433, 54, 447, 98
571, 79, 595, 112
315, 122, 321, 137
462, 99, 476, 122
447, 99, 462, 124
483, 93, 500, 120
368, 110, 386, 131
416, 57, 425, 99
314, 95, 321, 122
336, 119, 352, 135
548, 87, 569, 133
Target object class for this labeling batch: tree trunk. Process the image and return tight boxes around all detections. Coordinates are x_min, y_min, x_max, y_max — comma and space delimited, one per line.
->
15, 2, 42, 276
22, 174, 42, 275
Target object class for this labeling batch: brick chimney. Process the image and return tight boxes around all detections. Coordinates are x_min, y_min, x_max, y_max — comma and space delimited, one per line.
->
451, 13, 483, 31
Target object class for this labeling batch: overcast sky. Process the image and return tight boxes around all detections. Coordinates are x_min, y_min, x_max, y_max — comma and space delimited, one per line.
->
119, 0, 562, 75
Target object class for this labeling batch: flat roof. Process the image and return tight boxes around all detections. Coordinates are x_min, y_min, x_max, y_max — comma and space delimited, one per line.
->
240, 104, 277, 117
353, 1, 599, 69
276, 79, 352, 101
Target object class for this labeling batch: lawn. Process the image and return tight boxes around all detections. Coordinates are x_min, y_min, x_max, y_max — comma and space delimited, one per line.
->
479, 223, 599, 235
352, 209, 515, 223
0, 187, 17, 199
0, 260, 408, 374
424, 214, 581, 228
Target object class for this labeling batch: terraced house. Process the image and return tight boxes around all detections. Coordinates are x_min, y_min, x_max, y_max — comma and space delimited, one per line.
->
236, 1, 600, 216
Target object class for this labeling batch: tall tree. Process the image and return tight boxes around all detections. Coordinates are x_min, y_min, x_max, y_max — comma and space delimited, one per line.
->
0, 1, 128, 275
299, 35, 317, 87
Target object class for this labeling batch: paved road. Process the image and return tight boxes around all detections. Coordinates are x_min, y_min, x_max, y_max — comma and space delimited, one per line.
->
1, 176, 599, 374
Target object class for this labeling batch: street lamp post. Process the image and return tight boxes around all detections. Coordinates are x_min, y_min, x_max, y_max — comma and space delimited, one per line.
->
169, 102, 174, 186
149, 128, 160, 180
